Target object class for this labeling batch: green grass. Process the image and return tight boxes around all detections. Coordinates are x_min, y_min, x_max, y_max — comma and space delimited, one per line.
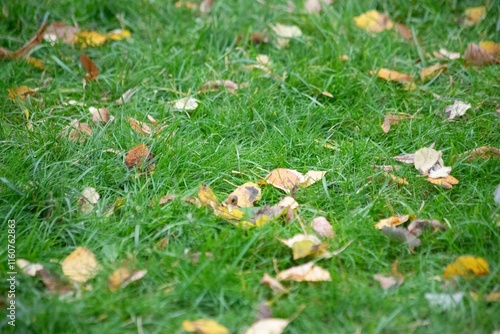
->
1, 0, 499, 333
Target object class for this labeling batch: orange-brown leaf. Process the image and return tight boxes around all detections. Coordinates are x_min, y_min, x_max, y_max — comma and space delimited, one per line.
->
80, 54, 99, 81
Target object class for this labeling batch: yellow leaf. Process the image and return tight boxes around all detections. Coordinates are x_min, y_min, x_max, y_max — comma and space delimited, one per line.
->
375, 215, 410, 229
265, 168, 304, 192
292, 240, 317, 260
373, 68, 413, 83
8, 86, 38, 99
301, 170, 327, 187
443, 256, 489, 279
61, 247, 101, 283
354, 10, 393, 33
464, 6, 486, 26
182, 319, 229, 334
107, 29, 131, 41
479, 41, 500, 56
224, 182, 261, 207
198, 184, 219, 209
108, 268, 147, 292
215, 205, 244, 221
277, 262, 331, 282
419, 64, 447, 81
426, 175, 459, 189
74, 30, 108, 48
26, 57, 44, 70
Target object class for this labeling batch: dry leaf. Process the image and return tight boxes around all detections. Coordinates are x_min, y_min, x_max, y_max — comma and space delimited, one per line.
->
200, 0, 216, 13
277, 196, 299, 210
373, 274, 399, 290
60, 119, 92, 143
215, 205, 244, 221
159, 194, 176, 206
456, 146, 500, 161
375, 214, 409, 229
312, 216, 334, 238
74, 30, 108, 48
255, 301, 272, 321
43, 22, 79, 45
420, 64, 447, 81
270, 24, 302, 49
470, 291, 500, 302
381, 226, 421, 248
277, 262, 331, 282
116, 88, 138, 105
124, 144, 153, 169
479, 41, 500, 55
79, 187, 100, 214
304, 0, 321, 13
465, 43, 497, 66
301, 170, 327, 187
16, 259, 44, 276
198, 184, 219, 209
172, 97, 199, 111
414, 147, 445, 176
108, 268, 147, 291
463, 6, 486, 26
89, 107, 110, 123
261, 273, 289, 293
265, 168, 304, 192
279, 234, 323, 260
434, 48, 461, 60
371, 68, 415, 90
239, 205, 287, 227
245, 318, 290, 334
182, 319, 229, 334
394, 23, 413, 40
407, 219, 446, 236
37, 269, 73, 294
381, 113, 414, 133
7, 86, 39, 99
79, 54, 98, 81
443, 256, 489, 279
445, 100, 471, 120
129, 117, 153, 135
61, 247, 101, 283
199, 80, 238, 94
393, 153, 415, 164
354, 10, 393, 33
425, 292, 464, 309
106, 29, 131, 41
0, 22, 47, 60
26, 57, 44, 70
426, 175, 459, 189
224, 182, 261, 207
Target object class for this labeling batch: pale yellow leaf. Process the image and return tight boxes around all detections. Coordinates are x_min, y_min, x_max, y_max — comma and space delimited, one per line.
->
182, 319, 229, 334
301, 170, 327, 187
61, 247, 101, 283
261, 273, 289, 293
244, 318, 290, 334
16, 259, 44, 276
464, 6, 486, 26
277, 262, 331, 282
354, 10, 393, 33
106, 29, 131, 41
375, 215, 409, 229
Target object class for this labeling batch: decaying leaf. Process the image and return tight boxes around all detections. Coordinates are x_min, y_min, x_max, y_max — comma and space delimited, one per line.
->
278, 234, 323, 260
433, 48, 461, 60
116, 88, 138, 105
61, 247, 101, 283
312, 216, 334, 238
0, 22, 47, 60
245, 318, 290, 334
470, 291, 500, 302
124, 144, 154, 169
373, 261, 404, 290
479, 41, 500, 56
60, 119, 92, 143
80, 54, 99, 81
37, 269, 73, 295
375, 215, 410, 229
182, 319, 229, 334
199, 80, 238, 94
261, 273, 289, 293
426, 175, 459, 189
425, 292, 464, 309
239, 205, 287, 227
394, 23, 413, 40
171, 97, 199, 111
108, 268, 147, 291
215, 204, 245, 221
89, 107, 110, 124
445, 100, 471, 120
79, 187, 100, 214
129, 117, 153, 135
17, 259, 44, 277
302, 170, 327, 187
463, 6, 486, 26
354, 10, 393, 33
381, 113, 414, 133
43, 22, 79, 45
270, 24, 302, 49
198, 184, 219, 209
443, 256, 489, 279
371, 68, 416, 90
224, 182, 261, 207
277, 262, 331, 282
277, 196, 299, 210
381, 226, 421, 248
414, 147, 449, 177
420, 64, 447, 81
464, 43, 497, 66
74, 30, 108, 48
455, 146, 500, 161
264, 168, 326, 193
8, 86, 39, 100
393, 153, 415, 164
407, 219, 446, 236
159, 194, 176, 206
106, 29, 131, 41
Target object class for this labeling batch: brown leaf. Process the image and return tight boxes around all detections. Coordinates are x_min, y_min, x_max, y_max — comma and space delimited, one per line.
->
455, 146, 500, 161
199, 80, 238, 94
124, 144, 154, 169
37, 269, 73, 294
43, 22, 79, 44
408, 219, 446, 236
89, 107, 110, 123
129, 117, 153, 135
17, 259, 44, 276
463, 6, 486, 26
224, 182, 261, 207
116, 88, 138, 105
265, 168, 304, 192
381, 226, 421, 248
159, 194, 176, 206
394, 23, 413, 40
426, 175, 459, 189
200, 0, 216, 13
7, 86, 39, 99
479, 41, 500, 56
61, 247, 101, 283
80, 54, 99, 81
464, 43, 497, 66
371, 68, 416, 90
381, 113, 414, 133
108, 268, 147, 291
0, 22, 47, 60
393, 153, 415, 164
312, 216, 334, 238
261, 273, 289, 293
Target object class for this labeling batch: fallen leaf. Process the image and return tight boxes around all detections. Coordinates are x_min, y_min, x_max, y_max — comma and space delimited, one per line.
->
200, 0, 216, 13
381, 226, 421, 248
464, 43, 497, 66
277, 262, 331, 282
426, 175, 459, 189
108, 268, 147, 291
198, 184, 219, 209
463, 6, 486, 26
456, 146, 500, 161
393, 153, 415, 164
394, 23, 413, 40
124, 144, 154, 169
245, 318, 290, 334
199, 80, 238, 94
60, 119, 92, 143
182, 319, 229, 334
384, 172, 408, 186
375, 215, 409, 229
61, 247, 101, 283
301, 170, 327, 187
89, 107, 110, 124
312, 216, 334, 238
0, 22, 47, 60
279, 234, 323, 260
172, 97, 199, 111
470, 291, 500, 302
354, 10, 393, 33
479, 41, 500, 55
407, 219, 446, 236
16, 259, 44, 276
106, 29, 131, 41
425, 292, 464, 309
381, 113, 414, 133
80, 54, 99, 81
443, 256, 489, 279
159, 194, 176, 206
239, 205, 286, 227
261, 273, 289, 293
277, 196, 299, 210
270, 24, 302, 49
495, 184, 500, 205
116, 88, 138, 105
74, 30, 108, 48
433, 48, 461, 60
371, 68, 415, 90
8, 86, 39, 100
37, 269, 73, 294
224, 182, 261, 207
420, 64, 447, 81
129, 117, 153, 135
43, 22, 79, 45
255, 301, 272, 321
373, 261, 405, 290
414, 147, 446, 176
26, 57, 44, 70
304, 0, 321, 13
265, 168, 304, 192
215, 204, 245, 221
444, 100, 471, 120
79, 187, 100, 214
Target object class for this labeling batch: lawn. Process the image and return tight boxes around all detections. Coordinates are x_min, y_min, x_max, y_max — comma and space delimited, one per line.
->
1, 0, 499, 333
